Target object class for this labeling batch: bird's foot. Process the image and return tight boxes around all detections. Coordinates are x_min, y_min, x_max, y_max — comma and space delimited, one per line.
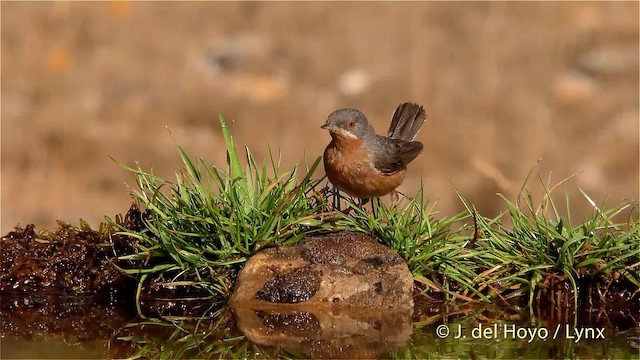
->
342, 198, 368, 215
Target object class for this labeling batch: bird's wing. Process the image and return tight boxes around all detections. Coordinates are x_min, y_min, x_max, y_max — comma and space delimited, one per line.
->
371, 137, 424, 175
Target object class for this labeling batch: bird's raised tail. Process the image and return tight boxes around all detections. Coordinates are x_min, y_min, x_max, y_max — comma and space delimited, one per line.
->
387, 102, 427, 141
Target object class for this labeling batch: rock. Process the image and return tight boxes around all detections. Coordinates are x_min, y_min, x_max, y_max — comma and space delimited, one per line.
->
229, 231, 414, 310
229, 231, 414, 358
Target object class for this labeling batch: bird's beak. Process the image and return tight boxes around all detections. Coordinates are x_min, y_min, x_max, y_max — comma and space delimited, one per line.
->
321, 123, 335, 130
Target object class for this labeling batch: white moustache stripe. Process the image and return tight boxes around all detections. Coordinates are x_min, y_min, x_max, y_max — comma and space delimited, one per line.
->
333, 129, 358, 139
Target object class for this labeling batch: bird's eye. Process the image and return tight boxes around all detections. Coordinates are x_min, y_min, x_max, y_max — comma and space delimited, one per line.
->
348, 120, 356, 129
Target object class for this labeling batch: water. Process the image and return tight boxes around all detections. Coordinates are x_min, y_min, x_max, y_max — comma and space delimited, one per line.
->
1, 295, 638, 359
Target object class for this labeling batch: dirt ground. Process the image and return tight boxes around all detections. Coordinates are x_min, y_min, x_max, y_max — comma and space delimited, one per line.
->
1, 2, 638, 234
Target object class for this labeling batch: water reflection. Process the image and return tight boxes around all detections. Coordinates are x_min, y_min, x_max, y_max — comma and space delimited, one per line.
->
0, 294, 135, 358
232, 305, 413, 359
1, 294, 638, 359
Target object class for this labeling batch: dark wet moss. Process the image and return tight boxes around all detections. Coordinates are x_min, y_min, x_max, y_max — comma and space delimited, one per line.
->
374, 281, 383, 294
255, 266, 322, 303
364, 256, 385, 266
0, 204, 143, 295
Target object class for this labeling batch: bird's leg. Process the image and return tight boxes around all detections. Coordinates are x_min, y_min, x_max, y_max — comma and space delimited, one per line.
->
332, 186, 339, 211
371, 198, 380, 217
390, 190, 400, 208
331, 186, 346, 213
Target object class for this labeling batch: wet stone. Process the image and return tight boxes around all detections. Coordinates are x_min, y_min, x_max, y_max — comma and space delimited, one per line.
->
300, 231, 399, 266
229, 231, 414, 309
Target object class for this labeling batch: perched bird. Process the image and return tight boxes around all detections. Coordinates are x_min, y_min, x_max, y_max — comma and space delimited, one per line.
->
321, 102, 427, 204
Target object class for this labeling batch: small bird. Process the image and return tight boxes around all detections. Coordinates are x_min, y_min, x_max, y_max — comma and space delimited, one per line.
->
321, 102, 427, 205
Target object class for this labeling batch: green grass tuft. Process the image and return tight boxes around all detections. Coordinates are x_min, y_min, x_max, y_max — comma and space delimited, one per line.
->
111, 116, 331, 296
110, 116, 640, 308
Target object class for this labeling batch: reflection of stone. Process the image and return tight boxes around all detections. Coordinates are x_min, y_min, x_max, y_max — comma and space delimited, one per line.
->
232, 305, 413, 359
229, 231, 414, 309
229, 231, 414, 358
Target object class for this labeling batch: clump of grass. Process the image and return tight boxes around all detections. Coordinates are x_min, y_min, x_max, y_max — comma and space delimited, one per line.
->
110, 116, 330, 298
328, 178, 638, 306
468, 184, 639, 310
111, 116, 639, 310
335, 192, 494, 302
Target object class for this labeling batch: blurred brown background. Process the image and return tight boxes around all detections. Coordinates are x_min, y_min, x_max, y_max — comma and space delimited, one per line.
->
1, 2, 638, 234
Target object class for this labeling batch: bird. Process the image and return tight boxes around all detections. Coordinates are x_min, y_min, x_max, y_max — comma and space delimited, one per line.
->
321, 102, 427, 206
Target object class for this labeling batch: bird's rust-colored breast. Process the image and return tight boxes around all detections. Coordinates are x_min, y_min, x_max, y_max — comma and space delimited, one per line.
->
323, 137, 405, 198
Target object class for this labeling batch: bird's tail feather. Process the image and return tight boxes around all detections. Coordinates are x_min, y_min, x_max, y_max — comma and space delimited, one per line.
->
387, 103, 427, 141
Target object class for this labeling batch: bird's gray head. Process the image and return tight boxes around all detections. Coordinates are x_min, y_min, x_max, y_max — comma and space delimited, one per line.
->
321, 108, 375, 140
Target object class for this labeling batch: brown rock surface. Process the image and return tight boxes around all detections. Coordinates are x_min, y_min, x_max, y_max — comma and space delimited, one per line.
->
229, 231, 414, 309
229, 231, 414, 358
